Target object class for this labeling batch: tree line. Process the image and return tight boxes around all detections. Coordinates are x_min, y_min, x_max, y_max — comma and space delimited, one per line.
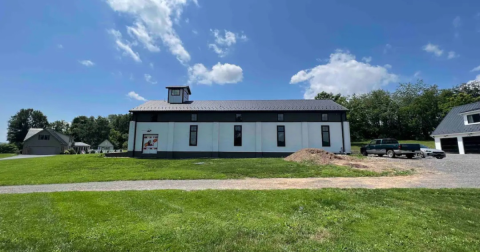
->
316, 80, 480, 141
7, 110, 130, 149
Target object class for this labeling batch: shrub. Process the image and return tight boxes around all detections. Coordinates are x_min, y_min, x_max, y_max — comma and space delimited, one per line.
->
68, 149, 76, 155
63, 150, 70, 155
0, 143, 19, 154
90, 150, 96, 154
122, 141, 128, 150
100, 150, 103, 154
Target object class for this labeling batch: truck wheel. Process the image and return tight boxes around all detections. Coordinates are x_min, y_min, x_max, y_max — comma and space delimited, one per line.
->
406, 154, 414, 159
378, 154, 384, 157
361, 150, 368, 156
387, 150, 395, 158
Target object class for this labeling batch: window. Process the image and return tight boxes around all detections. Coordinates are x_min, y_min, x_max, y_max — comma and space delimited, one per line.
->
277, 126, 286, 147
236, 114, 242, 122
191, 113, 197, 122
322, 114, 328, 121
369, 140, 376, 145
171, 89, 180, 96
234, 125, 242, 146
38, 135, 50, 140
189, 125, 198, 146
376, 140, 382, 144
467, 114, 480, 124
151, 114, 158, 122
277, 114, 284, 121
321, 126, 330, 147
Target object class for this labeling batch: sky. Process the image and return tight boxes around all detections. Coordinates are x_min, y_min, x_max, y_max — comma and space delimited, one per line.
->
1, 0, 480, 142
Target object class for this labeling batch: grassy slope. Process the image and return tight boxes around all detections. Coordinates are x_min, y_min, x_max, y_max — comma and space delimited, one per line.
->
352, 140, 435, 153
0, 155, 391, 186
0, 189, 479, 251
0, 153, 16, 159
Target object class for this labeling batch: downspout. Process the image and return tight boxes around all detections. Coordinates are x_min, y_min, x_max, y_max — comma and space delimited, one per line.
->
341, 112, 345, 153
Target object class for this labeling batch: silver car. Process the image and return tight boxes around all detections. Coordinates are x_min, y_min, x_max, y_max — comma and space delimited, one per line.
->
419, 144, 446, 159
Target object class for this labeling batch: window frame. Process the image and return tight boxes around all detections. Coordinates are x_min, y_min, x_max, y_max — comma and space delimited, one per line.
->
234, 125, 242, 146
191, 113, 197, 122
38, 134, 50, 141
322, 114, 328, 121
321, 125, 331, 147
277, 125, 286, 147
467, 114, 480, 124
277, 113, 284, 122
189, 125, 198, 146
171, 89, 180, 96
235, 114, 242, 122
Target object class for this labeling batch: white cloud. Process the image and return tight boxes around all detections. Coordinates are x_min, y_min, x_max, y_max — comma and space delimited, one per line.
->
127, 91, 147, 101
79, 60, 95, 67
383, 44, 392, 54
192, 30, 198, 35
188, 62, 243, 85
447, 51, 459, 59
471, 65, 480, 72
362, 56, 372, 63
414, 71, 421, 78
384, 64, 392, 69
127, 22, 160, 52
150, 63, 154, 69
208, 29, 247, 57
57, 44, 63, 49
106, 0, 193, 64
144, 74, 157, 84
453, 16, 462, 28
467, 75, 480, 84
289, 50, 398, 98
108, 29, 142, 62
423, 43, 443, 56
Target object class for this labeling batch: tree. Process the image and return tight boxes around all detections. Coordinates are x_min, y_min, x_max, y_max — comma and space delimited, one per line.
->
48, 120, 70, 134
7, 109, 49, 148
315, 91, 348, 106
109, 129, 122, 149
69, 116, 96, 146
122, 141, 128, 150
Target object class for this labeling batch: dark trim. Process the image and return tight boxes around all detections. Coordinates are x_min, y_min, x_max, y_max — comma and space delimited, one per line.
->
191, 113, 197, 122
132, 121, 137, 157
321, 125, 331, 147
234, 125, 242, 146
277, 113, 284, 121
321, 114, 328, 121
132, 151, 296, 159
181, 89, 184, 102
341, 112, 345, 153
189, 125, 198, 146
235, 113, 242, 122
277, 125, 285, 147
134, 111, 345, 122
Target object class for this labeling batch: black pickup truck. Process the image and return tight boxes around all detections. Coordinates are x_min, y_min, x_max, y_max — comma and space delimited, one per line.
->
360, 138, 421, 158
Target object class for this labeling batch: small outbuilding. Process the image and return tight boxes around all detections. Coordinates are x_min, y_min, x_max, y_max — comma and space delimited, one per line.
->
98, 140, 114, 151
73, 142, 91, 153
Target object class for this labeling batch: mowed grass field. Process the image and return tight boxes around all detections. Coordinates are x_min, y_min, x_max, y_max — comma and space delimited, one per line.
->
0, 189, 479, 251
0, 155, 403, 186
351, 140, 435, 153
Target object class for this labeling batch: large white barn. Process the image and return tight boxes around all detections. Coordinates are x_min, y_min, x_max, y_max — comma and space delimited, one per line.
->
126, 86, 351, 158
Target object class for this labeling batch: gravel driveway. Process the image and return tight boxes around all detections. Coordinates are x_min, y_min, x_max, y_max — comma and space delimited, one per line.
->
0, 154, 478, 194
0, 154, 54, 161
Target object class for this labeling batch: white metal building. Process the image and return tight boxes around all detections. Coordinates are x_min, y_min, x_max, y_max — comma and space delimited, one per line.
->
126, 86, 351, 158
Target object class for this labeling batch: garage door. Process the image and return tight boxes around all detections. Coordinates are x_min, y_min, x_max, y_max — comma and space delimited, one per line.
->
440, 138, 459, 154
30, 147, 57, 155
463, 136, 480, 154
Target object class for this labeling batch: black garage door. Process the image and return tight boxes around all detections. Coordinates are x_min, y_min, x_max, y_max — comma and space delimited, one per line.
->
463, 136, 480, 154
440, 138, 459, 154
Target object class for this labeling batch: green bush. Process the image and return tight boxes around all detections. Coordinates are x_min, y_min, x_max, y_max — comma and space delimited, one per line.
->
90, 150, 96, 154
68, 149, 76, 155
122, 141, 128, 150
0, 143, 18, 154
63, 150, 70, 155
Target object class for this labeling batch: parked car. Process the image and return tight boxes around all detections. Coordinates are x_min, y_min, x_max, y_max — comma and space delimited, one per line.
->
360, 138, 421, 159
419, 144, 446, 159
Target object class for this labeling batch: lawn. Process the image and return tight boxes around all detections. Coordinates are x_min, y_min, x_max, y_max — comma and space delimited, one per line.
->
0, 189, 478, 251
0, 153, 16, 159
0, 155, 403, 186
351, 140, 435, 153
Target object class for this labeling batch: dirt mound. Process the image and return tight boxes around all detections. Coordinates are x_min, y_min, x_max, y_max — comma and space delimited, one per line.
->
284, 148, 348, 165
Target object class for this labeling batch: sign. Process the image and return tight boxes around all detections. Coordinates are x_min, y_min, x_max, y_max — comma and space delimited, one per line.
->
142, 134, 158, 154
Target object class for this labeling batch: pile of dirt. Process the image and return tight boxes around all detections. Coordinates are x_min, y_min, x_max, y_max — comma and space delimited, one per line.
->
284, 148, 349, 165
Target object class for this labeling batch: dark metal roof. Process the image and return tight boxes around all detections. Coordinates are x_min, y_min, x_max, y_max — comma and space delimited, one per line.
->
432, 101, 480, 136
165, 86, 191, 95
130, 100, 348, 112
23, 128, 70, 145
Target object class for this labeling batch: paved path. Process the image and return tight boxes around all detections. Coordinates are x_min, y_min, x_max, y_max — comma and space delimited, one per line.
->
0, 154, 54, 161
1, 173, 479, 194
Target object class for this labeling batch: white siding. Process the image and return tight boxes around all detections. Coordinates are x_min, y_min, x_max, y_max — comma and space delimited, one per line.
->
128, 121, 135, 151
343, 122, 351, 153
132, 121, 351, 153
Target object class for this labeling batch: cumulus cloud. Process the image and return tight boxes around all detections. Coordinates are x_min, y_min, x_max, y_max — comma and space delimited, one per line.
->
467, 75, 480, 84
144, 74, 157, 84
127, 91, 147, 101
108, 29, 141, 62
447, 51, 459, 59
106, 0, 193, 64
289, 50, 398, 98
188, 62, 243, 85
471, 65, 480, 72
127, 22, 160, 52
208, 29, 248, 57
362, 56, 372, 63
414, 71, 421, 78
79, 60, 95, 67
423, 43, 443, 56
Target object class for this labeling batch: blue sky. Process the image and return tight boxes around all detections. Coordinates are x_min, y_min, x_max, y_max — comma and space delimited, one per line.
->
1, 0, 480, 142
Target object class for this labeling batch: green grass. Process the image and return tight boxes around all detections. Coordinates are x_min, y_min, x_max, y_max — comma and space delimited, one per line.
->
0, 153, 16, 159
0, 189, 479, 251
0, 155, 399, 186
351, 140, 435, 153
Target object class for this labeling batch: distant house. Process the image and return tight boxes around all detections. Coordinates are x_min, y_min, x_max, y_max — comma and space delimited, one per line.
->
73, 142, 90, 153
98, 140, 114, 151
23, 128, 74, 155
432, 101, 480, 154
